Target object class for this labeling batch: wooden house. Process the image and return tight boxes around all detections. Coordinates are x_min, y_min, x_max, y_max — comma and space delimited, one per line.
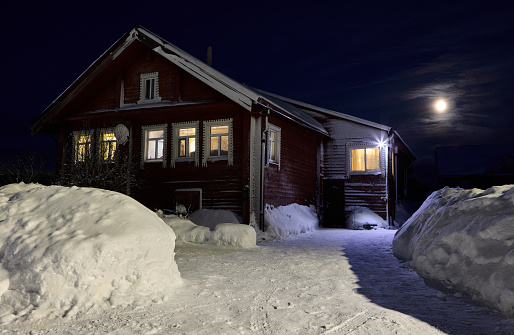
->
31, 25, 415, 229
256, 92, 416, 226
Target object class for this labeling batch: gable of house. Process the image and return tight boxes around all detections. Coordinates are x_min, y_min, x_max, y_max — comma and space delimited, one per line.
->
31, 25, 331, 228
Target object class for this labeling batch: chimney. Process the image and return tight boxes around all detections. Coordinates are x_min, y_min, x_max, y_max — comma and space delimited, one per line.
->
207, 45, 213, 67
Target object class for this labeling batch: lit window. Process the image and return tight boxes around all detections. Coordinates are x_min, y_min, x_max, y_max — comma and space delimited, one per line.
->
145, 129, 164, 161
99, 131, 117, 162
74, 133, 92, 162
138, 72, 161, 104
202, 119, 233, 166
351, 147, 380, 173
178, 128, 196, 158
268, 124, 281, 165
171, 122, 199, 167
210, 125, 229, 157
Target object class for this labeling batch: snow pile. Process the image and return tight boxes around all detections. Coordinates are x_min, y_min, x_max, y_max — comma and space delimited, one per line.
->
0, 183, 181, 324
393, 185, 514, 316
346, 206, 388, 230
187, 208, 240, 229
263, 203, 318, 240
160, 212, 256, 248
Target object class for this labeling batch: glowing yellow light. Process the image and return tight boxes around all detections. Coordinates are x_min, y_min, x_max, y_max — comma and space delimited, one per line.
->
435, 100, 447, 113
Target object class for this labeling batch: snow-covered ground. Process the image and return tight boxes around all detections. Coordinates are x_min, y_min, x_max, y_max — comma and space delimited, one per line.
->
393, 185, 514, 318
3, 229, 514, 334
2, 183, 514, 334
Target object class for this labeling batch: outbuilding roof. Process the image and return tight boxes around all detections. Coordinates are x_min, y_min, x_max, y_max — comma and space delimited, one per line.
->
255, 89, 416, 159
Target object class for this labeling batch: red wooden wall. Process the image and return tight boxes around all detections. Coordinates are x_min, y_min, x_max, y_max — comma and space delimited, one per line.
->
264, 114, 320, 208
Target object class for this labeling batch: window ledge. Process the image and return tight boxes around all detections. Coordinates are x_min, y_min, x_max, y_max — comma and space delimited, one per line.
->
350, 171, 381, 176
144, 159, 164, 163
137, 97, 162, 104
207, 156, 228, 162
175, 157, 195, 163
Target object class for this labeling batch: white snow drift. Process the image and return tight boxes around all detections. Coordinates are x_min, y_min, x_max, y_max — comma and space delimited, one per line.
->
263, 203, 319, 240
0, 183, 182, 324
393, 185, 514, 316
346, 206, 388, 230
159, 210, 256, 248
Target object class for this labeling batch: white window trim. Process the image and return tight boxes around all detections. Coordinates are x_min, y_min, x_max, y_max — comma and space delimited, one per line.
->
138, 72, 162, 104
141, 124, 167, 168
346, 141, 384, 177
267, 124, 281, 170
171, 121, 200, 167
202, 118, 233, 167
72, 130, 93, 163
97, 128, 118, 163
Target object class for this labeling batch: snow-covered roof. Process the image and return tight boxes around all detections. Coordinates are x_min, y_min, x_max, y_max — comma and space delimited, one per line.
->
31, 24, 328, 136
255, 89, 416, 159
255, 89, 391, 131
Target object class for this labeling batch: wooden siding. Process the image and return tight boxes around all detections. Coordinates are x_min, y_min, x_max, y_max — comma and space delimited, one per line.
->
264, 114, 320, 207
58, 48, 251, 220
345, 174, 387, 219
322, 118, 388, 180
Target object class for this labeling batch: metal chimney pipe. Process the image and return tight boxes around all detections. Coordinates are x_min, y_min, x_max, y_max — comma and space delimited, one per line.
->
207, 45, 212, 66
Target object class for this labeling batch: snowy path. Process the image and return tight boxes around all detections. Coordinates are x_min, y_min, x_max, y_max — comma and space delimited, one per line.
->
3, 229, 513, 334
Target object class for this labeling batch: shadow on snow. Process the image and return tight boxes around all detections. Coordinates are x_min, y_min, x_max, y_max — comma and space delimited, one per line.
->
341, 231, 514, 335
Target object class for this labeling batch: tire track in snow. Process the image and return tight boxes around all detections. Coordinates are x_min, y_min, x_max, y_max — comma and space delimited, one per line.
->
323, 310, 372, 334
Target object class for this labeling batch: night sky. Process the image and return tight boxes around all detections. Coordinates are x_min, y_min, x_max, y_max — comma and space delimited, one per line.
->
2, 1, 513, 186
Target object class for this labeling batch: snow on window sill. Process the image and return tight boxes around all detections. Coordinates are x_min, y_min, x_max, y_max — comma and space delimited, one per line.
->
137, 97, 162, 104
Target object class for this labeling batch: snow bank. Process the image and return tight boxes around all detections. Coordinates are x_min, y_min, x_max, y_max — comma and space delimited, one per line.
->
0, 183, 181, 324
187, 208, 240, 229
263, 203, 318, 240
346, 206, 388, 230
393, 185, 514, 316
160, 213, 256, 248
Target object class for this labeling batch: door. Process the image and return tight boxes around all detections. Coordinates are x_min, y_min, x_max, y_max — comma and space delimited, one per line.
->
322, 179, 346, 228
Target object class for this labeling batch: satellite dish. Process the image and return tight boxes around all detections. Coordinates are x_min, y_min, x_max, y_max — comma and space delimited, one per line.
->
114, 124, 129, 145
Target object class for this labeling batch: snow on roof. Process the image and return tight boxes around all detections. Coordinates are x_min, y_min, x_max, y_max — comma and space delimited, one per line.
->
255, 89, 416, 159
255, 89, 328, 135
436, 144, 514, 176
255, 89, 391, 131
32, 24, 328, 136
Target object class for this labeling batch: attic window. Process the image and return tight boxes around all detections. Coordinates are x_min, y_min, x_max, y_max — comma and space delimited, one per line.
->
138, 72, 161, 104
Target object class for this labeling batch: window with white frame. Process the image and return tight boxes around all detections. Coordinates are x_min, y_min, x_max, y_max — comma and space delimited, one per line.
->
268, 124, 281, 165
351, 147, 380, 173
210, 125, 229, 157
142, 126, 166, 163
202, 119, 233, 166
98, 130, 117, 162
171, 121, 199, 167
138, 72, 161, 104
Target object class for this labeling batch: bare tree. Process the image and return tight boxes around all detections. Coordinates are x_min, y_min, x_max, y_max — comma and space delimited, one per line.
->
0, 152, 50, 185
57, 141, 139, 195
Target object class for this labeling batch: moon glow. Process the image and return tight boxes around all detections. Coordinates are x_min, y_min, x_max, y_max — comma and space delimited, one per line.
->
435, 100, 447, 113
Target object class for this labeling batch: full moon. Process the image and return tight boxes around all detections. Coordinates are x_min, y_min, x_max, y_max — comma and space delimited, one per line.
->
435, 100, 447, 113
